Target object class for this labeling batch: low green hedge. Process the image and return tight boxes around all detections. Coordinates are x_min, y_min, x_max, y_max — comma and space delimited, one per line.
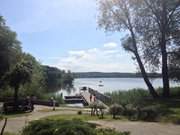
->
22, 119, 130, 135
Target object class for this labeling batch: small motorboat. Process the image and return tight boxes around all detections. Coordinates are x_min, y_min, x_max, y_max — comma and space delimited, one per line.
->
98, 80, 104, 87
98, 84, 104, 87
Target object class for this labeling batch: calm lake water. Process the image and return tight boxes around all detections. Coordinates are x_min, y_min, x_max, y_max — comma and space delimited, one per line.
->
60, 78, 179, 96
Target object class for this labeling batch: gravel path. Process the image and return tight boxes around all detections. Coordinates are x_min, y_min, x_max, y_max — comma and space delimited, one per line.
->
1, 105, 180, 135
90, 120, 180, 135
0, 105, 78, 133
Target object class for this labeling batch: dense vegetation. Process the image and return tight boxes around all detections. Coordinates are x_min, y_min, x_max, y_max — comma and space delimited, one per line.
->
106, 87, 180, 123
0, 16, 74, 103
22, 119, 129, 135
42, 66, 73, 92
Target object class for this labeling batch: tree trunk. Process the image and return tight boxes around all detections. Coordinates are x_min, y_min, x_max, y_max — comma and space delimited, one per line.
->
161, 34, 170, 98
128, 25, 159, 98
135, 52, 159, 98
13, 86, 19, 111
161, 0, 170, 98
0, 118, 7, 135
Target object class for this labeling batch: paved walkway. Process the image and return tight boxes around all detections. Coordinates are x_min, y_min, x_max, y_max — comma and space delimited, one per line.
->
0, 105, 79, 133
90, 120, 180, 135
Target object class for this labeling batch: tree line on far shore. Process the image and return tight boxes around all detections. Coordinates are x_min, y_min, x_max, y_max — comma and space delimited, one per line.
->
73, 72, 161, 78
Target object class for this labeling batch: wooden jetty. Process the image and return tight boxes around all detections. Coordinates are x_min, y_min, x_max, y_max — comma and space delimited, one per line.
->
64, 87, 111, 106
64, 95, 88, 106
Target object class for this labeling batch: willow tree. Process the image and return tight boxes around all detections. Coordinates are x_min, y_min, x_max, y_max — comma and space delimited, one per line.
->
97, 0, 159, 98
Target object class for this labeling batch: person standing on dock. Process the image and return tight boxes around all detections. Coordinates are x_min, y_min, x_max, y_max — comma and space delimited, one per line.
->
90, 94, 93, 102
94, 95, 96, 102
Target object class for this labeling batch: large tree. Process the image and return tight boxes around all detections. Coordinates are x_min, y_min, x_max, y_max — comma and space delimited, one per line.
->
97, 0, 159, 98
133, 0, 180, 97
0, 16, 22, 82
6, 61, 33, 110
19, 53, 46, 97
97, 0, 180, 98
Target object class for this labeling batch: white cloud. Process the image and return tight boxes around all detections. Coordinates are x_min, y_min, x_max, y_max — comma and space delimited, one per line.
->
50, 42, 136, 72
103, 42, 118, 49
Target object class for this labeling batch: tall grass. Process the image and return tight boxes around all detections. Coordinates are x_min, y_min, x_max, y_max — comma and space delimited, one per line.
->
40, 93, 64, 104
105, 87, 180, 105
105, 88, 149, 106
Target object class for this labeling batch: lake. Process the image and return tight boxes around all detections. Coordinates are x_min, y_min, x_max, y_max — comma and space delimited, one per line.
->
60, 78, 179, 96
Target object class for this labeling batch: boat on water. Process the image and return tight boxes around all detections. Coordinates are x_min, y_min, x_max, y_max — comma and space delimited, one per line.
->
98, 84, 104, 87
98, 80, 104, 87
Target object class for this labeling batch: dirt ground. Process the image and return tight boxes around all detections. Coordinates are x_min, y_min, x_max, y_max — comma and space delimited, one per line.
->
90, 120, 180, 135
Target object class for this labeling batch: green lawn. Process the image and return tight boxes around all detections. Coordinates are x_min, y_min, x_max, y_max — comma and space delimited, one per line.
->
45, 113, 127, 122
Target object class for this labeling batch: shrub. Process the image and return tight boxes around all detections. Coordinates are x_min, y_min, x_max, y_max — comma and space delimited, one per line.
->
89, 102, 106, 118
0, 115, 3, 121
96, 129, 130, 135
123, 105, 137, 120
40, 93, 64, 104
22, 119, 128, 135
77, 110, 82, 115
137, 105, 161, 121
109, 104, 123, 119
22, 119, 96, 135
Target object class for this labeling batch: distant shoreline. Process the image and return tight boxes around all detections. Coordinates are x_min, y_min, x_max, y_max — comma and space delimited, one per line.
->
73, 72, 162, 78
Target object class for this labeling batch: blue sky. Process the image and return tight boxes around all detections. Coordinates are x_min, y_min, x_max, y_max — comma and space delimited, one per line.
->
0, 0, 136, 72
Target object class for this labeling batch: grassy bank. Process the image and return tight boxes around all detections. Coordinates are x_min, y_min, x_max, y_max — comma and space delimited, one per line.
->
105, 87, 180, 123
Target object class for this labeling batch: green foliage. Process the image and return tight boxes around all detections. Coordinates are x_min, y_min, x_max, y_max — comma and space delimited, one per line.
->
22, 119, 96, 135
89, 102, 106, 109
137, 105, 161, 121
169, 48, 180, 81
106, 88, 180, 122
0, 115, 3, 120
22, 119, 129, 135
77, 110, 82, 115
109, 104, 123, 119
7, 61, 33, 89
105, 89, 149, 106
3, 60, 33, 109
109, 103, 161, 121
96, 129, 130, 135
42, 66, 74, 92
0, 16, 22, 82
40, 93, 64, 104
89, 102, 106, 119
19, 53, 45, 98
0, 87, 14, 100
156, 87, 180, 98
0, 16, 74, 101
